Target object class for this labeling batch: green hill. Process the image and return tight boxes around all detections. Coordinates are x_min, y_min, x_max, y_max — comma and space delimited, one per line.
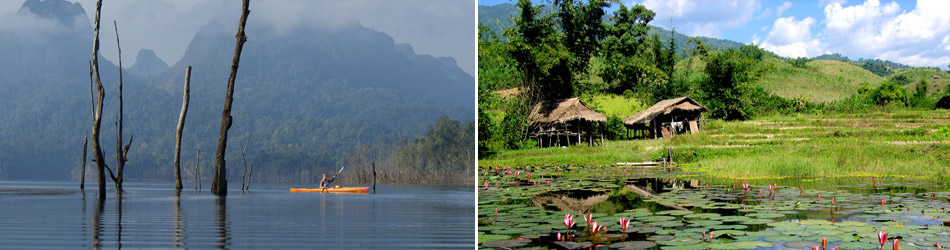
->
754, 58, 885, 102
889, 67, 950, 95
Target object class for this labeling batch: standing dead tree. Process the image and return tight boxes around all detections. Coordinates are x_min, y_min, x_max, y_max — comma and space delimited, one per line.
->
81, 60, 94, 190
245, 163, 253, 191
80, 133, 87, 190
240, 135, 250, 191
194, 148, 201, 191
89, 0, 109, 198
211, 0, 251, 197
111, 21, 133, 191
174, 66, 192, 190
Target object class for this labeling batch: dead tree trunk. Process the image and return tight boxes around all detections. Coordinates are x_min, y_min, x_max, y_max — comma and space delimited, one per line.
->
211, 0, 251, 197
174, 66, 192, 190
81, 133, 87, 190
241, 135, 250, 191
194, 149, 201, 191
112, 21, 132, 191
246, 164, 253, 191
90, 0, 109, 198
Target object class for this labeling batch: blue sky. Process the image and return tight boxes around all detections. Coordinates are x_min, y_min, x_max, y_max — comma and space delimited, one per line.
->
479, 0, 950, 69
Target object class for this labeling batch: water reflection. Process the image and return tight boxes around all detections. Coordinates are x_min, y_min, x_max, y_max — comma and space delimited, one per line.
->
216, 197, 230, 249
174, 190, 183, 249
92, 195, 103, 249
115, 192, 123, 249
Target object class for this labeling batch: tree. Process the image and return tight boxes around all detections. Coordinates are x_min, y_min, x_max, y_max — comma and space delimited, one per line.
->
212, 0, 251, 197
598, 3, 657, 94
702, 50, 756, 121
555, 0, 609, 76
506, 0, 572, 102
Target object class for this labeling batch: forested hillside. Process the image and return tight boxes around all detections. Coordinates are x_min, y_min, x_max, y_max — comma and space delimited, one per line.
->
477, 3, 745, 59
0, 0, 474, 184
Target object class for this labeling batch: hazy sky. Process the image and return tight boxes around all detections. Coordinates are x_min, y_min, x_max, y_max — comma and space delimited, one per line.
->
480, 0, 949, 69
0, 0, 476, 75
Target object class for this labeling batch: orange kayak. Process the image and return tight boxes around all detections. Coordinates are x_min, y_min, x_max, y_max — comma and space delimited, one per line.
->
289, 187, 371, 193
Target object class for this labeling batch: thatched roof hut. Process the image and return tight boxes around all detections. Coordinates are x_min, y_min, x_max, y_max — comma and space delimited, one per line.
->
624, 96, 707, 125
624, 96, 707, 138
528, 97, 606, 125
527, 97, 606, 147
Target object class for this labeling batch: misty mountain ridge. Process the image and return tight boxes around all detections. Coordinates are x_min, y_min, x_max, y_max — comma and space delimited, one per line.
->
16, 0, 89, 32
0, 0, 474, 181
127, 49, 170, 78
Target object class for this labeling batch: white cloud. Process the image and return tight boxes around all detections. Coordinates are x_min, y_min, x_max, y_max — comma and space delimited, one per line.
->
775, 1, 793, 16
820, 0, 950, 68
641, 0, 760, 38
760, 16, 824, 58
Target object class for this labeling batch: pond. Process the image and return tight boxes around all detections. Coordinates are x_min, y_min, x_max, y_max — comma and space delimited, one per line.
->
0, 181, 475, 249
478, 165, 950, 249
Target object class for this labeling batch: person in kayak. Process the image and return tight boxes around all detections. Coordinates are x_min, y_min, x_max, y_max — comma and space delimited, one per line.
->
319, 173, 337, 191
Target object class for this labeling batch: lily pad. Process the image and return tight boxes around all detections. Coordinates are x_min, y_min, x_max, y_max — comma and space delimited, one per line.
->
481, 239, 530, 248
607, 241, 657, 249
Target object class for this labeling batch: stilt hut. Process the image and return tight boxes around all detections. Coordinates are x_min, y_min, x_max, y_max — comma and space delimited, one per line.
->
624, 96, 707, 139
527, 97, 607, 148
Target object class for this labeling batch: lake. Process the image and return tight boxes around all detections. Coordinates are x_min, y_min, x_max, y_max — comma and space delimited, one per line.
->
0, 181, 475, 249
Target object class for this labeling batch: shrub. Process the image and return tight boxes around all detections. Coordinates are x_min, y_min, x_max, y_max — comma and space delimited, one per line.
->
871, 81, 908, 107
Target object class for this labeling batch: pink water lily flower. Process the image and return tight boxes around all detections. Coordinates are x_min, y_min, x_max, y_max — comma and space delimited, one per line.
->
563, 214, 575, 229
812, 246, 819, 250
546, 180, 550, 185
822, 237, 828, 250
893, 239, 899, 250
583, 213, 593, 225
881, 199, 887, 206
878, 231, 888, 246
483, 182, 488, 189
619, 217, 630, 234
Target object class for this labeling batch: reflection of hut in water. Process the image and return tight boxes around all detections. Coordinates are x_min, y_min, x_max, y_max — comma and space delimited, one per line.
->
624, 96, 707, 139
528, 97, 607, 148
530, 191, 608, 213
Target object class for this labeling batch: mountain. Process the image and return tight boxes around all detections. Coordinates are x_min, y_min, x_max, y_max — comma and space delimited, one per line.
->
0, 0, 474, 182
477, 3, 745, 57
127, 49, 170, 78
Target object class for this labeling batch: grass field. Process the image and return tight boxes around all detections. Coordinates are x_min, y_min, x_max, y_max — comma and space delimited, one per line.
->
480, 109, 950, 185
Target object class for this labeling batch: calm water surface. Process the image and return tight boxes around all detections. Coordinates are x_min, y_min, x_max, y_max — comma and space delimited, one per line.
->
0, 181, 475, 249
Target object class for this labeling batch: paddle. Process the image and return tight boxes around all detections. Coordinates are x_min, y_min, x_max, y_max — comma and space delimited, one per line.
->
336, 166, 345, 175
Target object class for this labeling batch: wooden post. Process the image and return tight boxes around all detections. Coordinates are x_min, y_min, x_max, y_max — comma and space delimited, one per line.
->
212, 0, 251, 197
174, 66, 191, 190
